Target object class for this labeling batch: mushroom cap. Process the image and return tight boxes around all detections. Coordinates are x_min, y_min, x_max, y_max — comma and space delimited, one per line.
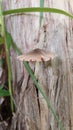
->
17, 48, 56, 62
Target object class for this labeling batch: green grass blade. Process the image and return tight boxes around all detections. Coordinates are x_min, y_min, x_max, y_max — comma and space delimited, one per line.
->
0, 0, 14, 111
5, 32, 21, 55
5, 31, 12, 49
3, 7, 73, 19
0, 0, 4, 37
6, 32, 65, 130
5, 33, 14, 111
40, 0, 44, 26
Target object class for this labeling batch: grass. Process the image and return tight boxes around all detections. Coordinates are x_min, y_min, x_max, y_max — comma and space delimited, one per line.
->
0, 0, 13, 111
40, 0, 44, 25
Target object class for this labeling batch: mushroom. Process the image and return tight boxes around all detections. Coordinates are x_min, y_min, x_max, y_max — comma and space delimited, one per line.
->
17, 48, 55, 62
17, 48, 56, 79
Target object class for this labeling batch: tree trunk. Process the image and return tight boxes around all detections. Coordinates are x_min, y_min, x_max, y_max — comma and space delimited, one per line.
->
2, 0, 73, 130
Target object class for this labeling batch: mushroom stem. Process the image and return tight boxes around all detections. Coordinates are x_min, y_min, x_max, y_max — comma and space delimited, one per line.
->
34, 61, 40, 80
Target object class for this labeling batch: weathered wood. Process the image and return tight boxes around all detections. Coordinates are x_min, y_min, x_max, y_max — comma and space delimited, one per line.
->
2, 0, 73, 130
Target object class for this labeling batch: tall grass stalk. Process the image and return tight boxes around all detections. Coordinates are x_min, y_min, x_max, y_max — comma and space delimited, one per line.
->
0, 0, 14, 111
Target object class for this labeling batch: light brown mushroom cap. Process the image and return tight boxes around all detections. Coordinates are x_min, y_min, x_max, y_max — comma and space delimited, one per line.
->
17, 48, 56, 62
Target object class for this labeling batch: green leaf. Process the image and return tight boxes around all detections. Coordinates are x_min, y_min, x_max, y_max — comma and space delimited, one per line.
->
3, 7, 73, 19
0, 84, 10, 97
0, 89, 10, 97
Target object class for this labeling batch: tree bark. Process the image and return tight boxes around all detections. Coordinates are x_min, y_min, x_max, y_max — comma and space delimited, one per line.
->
2, 0, 73, 130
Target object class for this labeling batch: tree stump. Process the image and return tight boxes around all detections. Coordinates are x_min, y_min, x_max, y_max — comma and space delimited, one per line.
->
2, 0, 73, 130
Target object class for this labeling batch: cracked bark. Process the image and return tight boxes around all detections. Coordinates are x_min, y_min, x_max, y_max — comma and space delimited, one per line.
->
2, 0, 73, 130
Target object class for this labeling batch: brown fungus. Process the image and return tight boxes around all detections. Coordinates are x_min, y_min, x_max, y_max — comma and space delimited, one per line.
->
17, 48, 56, 62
